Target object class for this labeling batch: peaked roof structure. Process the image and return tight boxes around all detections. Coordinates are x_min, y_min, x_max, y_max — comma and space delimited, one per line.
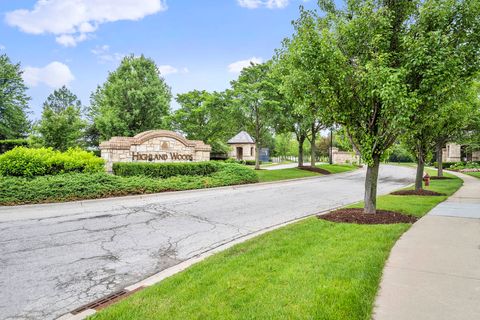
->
227, 131, 255, 144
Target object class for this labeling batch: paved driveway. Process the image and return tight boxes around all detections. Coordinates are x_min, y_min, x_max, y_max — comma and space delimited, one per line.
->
0, 165, 415, 320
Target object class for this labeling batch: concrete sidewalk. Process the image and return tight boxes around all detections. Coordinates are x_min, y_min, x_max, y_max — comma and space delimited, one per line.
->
374, 172, 480, 320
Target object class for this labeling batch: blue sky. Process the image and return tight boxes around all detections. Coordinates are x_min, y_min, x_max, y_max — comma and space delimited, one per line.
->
1, 0, 323, 120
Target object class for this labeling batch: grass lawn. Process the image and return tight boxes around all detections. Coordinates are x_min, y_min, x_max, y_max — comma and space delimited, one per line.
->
387, 162, 417, 168
256, 164, 358, 183
260, 160, 294, 168
89, 173, 463, 320
316, 163, 358, 174
256, 167, 318, 182
465, 172, 480, 179
348, 171, 462, 218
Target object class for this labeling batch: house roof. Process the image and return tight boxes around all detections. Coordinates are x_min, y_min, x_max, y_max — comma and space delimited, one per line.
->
227, 131, 255, 144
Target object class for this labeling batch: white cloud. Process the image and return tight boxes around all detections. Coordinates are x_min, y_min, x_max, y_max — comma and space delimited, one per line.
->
91, 45, 124, 62
0, 44, 5, 51
158, 65, 189, 76
23, 62, 74, 88
5, 0, 167, 47
237, 0, 289, 9
56, 33, 88, 47
228, 57, 263, 73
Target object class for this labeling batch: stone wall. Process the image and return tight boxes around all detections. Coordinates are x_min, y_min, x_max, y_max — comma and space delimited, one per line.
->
332, 148, 360, 164
100, 130, 211, 172
472, 151, 480, 161
228, 143, 256, 161
442, 143, 461, 162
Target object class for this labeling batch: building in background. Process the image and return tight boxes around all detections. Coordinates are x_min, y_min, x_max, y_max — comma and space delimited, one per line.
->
443, 143, 480, 162
227, 131, 255, 161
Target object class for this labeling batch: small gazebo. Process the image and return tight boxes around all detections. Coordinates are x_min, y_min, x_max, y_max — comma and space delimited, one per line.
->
227, 131, 255, 161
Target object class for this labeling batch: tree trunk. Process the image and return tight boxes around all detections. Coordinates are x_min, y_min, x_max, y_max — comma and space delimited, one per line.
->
254, 141, 260, 170
364, 157, 381, 214
297, 135, 305, 167
436, 141, 443, 177
415, 151, 425, 191
329, 129, 333, 165
310, 122, 316, 167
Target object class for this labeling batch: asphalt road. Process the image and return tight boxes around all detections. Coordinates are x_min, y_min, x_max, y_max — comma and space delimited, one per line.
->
0, 164, 415, 320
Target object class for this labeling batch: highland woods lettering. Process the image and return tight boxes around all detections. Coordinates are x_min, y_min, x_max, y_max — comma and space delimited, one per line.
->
132, 152, 194, 161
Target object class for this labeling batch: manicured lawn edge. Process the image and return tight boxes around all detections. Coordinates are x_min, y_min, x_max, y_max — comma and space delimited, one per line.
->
87, 174, 463, 320
256, 164, 358, 182
459, 171, 480, 179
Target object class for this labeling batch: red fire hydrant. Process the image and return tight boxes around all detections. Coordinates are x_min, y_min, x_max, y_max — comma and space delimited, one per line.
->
423, 173, 430, 187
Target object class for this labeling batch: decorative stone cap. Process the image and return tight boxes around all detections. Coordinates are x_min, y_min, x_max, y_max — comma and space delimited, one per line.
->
99, 130, 211, 151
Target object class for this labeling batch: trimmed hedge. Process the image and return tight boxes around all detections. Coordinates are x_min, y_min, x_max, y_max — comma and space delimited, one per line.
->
0, 147, 104, 177
0, 139, 29, 154
113, 161, 221, 178
0, 164, 259, 205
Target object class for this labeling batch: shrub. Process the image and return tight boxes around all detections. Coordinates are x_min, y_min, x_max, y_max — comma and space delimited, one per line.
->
0, 164, 259, 205
113, 161, 221, 178
0, 139, 29, 154
434, 161, 480, 170
0, 147, 104, 177
449, 161, 480, 171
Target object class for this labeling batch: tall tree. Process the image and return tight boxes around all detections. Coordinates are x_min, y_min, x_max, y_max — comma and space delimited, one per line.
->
274, 8, 335, 167
320, 0, 418, 213
89, 54, 172, 141
170, 90, 240, 154
35, 86, 86, 151
0, 54, 30, 139
231, 62, 281, 170
401, 0, 480, 187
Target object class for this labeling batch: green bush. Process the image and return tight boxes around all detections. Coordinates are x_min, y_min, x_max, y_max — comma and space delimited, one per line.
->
0, 164, 259, 205
113, 161, 221, 178
433, 161, 480, 169
449, 161, 480, 170
0, 147, 104, 177
0, 139, 29, 154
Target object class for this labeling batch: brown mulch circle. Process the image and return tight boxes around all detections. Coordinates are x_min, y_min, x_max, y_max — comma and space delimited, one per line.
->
298, 166, 331, 175
430, 176, 453, 180
318, 208, 418, 225
390, 189, 446, 196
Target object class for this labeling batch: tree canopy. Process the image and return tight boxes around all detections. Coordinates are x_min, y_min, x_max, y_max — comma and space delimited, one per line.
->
0, 54, 30, 140
316, 0, 418, 213
170, 90, 240, 154
231, 62, 281, 169
89, 54, 172, 142
35, 86, 86, 151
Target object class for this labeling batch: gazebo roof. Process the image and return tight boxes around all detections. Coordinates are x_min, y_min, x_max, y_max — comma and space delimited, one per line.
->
227, 131, 255, 144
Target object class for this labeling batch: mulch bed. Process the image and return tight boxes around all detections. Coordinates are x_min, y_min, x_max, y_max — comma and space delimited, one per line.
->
299, 166, 331, 175
318, 208, 418, 224
430, 176, 453, 180
390, 189, 445, 196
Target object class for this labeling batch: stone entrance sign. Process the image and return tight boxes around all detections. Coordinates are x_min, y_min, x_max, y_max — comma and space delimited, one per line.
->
99, 130, 211, 172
